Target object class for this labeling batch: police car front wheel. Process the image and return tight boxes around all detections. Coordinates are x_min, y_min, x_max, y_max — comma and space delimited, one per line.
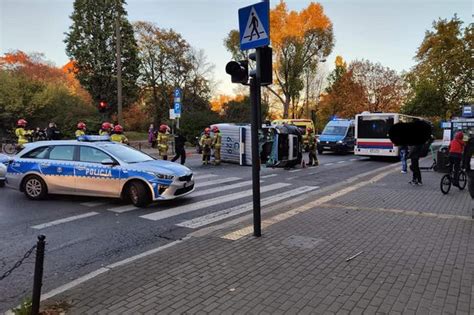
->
23, 175, 47, 200
126, 181, 151, 207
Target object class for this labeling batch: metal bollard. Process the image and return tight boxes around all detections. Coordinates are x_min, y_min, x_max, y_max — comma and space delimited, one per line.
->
31, 235, 46, 315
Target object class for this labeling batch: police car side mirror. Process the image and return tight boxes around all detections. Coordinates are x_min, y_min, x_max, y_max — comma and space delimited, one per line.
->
101, 159, 117, 166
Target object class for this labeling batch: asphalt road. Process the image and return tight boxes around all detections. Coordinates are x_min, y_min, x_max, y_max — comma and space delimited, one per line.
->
0, 151, 395, 312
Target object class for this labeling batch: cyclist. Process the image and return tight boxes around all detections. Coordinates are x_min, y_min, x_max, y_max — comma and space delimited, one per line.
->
448, 131, 465, 187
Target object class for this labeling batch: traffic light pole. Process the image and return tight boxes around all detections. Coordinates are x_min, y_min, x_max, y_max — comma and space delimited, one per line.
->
250, 66, 262, 237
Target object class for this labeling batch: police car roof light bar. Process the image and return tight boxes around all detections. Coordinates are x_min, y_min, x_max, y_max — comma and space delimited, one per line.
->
77, 135, 111, 142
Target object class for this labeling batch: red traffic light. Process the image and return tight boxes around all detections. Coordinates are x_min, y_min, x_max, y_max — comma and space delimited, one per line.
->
98, 101, 108, 113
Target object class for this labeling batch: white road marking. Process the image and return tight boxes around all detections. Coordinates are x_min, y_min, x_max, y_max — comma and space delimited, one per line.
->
325, 163, 334, 166
193, 180, 253, 197
31, 212, 99, 230
222, 169, 394, 240
350, 158, 358, 161
80, 201, 108, 207
194, 174, 218, 180
140, 183, 291, 221
286, 176, 298, 180
107, 205, 139, 213
196, 177, 241, 188
261, 174, 277, 179
177, 186, 319, 229
289, 169, 302, 173
337, 161, 345, 164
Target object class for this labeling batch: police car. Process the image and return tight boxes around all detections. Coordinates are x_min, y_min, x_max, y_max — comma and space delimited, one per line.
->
4, 136, 194, 207
0, 155, 6, 187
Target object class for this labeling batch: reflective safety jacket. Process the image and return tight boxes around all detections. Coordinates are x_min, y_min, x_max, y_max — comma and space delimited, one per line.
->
15, 128, 31, 145
213, 133, 222, 148
157, 132, 169, 152
99, 130, 110, 136
75, 130, 85, 138
111, 134, 129, 144
200, 135, 213, 149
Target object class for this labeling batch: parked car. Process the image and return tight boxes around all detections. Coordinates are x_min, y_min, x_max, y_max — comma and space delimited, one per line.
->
5, 136, 194, 206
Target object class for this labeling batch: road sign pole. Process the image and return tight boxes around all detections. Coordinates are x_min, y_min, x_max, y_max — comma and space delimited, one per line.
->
250, 75, 262, 237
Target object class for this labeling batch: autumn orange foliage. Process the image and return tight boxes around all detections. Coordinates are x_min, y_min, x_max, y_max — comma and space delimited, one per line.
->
210, 94, 245, 113
0, 51, 91, 103
270, 1, 331, 48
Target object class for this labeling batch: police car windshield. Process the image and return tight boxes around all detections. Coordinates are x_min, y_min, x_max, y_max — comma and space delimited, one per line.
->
322, 126, 347, 136
102, 144, 154, 164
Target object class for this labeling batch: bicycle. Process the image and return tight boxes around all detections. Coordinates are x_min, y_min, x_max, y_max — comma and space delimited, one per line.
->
1, 137, 17, 155
440, 168, 467, 194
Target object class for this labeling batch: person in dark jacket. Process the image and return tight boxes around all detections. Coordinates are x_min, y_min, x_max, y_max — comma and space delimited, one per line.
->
408, 144, 423, 185
46, 122, 61, 140
462, 134, 474, 219
171, 133, 187, 165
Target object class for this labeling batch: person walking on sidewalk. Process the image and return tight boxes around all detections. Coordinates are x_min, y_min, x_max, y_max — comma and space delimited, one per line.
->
448, 131, 465, 187
171, 133, 187, 165
408, 144, 423, 185
399, 145, 408, 173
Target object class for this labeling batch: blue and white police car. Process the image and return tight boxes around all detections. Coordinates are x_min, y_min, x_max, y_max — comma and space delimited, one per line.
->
4, 136, 194, 207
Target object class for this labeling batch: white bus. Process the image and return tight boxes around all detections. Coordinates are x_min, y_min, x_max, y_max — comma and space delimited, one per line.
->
355, 112, 422, 157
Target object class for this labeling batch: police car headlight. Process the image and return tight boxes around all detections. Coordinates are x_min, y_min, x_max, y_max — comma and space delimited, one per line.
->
337, 140, 344, 144
148, 172, 174, 180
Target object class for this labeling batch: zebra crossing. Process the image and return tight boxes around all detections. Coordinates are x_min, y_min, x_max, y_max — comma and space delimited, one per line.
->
32, 173, 320, 230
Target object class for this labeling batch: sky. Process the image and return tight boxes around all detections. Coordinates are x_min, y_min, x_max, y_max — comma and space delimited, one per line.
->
0, 0, 472, 96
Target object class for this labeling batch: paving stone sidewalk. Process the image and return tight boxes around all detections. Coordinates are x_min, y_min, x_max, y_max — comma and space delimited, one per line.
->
42, 166, 473, 314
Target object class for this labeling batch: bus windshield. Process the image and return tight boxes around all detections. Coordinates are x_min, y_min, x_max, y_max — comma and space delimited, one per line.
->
357, 115, 394, 139
322, 125, 347, 136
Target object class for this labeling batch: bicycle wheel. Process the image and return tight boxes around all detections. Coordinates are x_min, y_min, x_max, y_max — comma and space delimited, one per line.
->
440, 174, 451, 194
458, 171, 467, 190
2, 142, 16, 155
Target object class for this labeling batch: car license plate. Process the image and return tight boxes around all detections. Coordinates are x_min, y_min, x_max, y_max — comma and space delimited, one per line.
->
324, 146, 331, 149
369, 149, 380, 153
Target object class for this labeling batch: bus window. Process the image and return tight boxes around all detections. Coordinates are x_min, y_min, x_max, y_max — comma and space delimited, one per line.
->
357, 116, 394, 139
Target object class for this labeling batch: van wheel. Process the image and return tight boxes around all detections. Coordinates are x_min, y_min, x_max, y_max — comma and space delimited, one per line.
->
23, 175, 47, 200
127, 181, 151, 207
0, 180, 5, 188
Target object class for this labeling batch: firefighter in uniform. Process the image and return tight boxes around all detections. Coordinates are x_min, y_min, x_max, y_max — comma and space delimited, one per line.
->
75, 122, 87, 138
307, 127, 319, 166
200, 128, 213, 165
157, 124, 169, 160
99, 122, 112, 136
212, 126, 222, 165
111, 125, 129, 144
15, 119, 32, 149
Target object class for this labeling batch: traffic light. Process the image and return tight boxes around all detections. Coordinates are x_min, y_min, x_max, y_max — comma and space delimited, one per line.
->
225, 60, 248, 84
249, 46, 273, 86
98, 101, 108, 113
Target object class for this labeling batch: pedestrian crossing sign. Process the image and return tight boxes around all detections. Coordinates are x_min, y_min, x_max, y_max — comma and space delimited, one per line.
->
239, 2, 270, 51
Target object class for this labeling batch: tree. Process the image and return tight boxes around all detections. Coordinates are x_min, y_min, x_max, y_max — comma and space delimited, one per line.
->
224, 1, 334, 118
65, 0, 140, 113
318, 69, 366, 126
350, 59, 405, 113
404, 16, 472, 118
221, 96, 269, 123
0, 52, 96, 136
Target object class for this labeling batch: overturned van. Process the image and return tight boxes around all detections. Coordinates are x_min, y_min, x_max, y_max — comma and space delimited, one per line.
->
210, 123, 303, 167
